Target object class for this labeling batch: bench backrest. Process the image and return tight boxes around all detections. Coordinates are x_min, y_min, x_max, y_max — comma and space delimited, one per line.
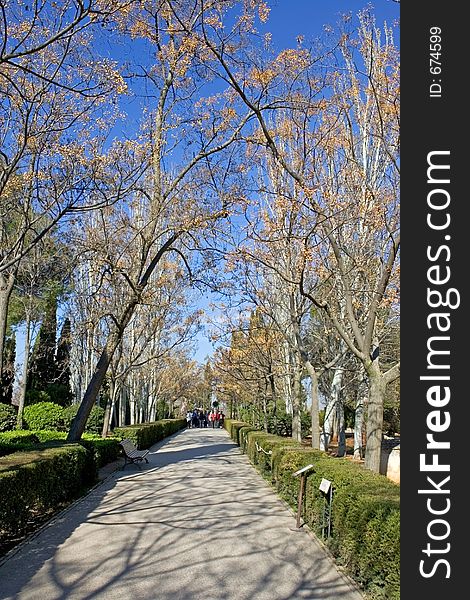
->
120, 439, 138, 453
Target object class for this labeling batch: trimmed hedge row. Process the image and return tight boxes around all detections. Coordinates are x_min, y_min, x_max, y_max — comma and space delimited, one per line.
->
0, 430, 121, 468
113, 418, 186, 449
223, 419, 400, 600
0, 444, 96, 535
0, 430, 41, 455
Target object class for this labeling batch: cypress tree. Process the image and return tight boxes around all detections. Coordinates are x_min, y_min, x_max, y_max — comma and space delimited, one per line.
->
0, 335, 16, 404
55, 317, 72, 397
28, 295, 58, 393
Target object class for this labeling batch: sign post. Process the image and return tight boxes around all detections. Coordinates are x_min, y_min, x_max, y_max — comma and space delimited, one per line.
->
319, 478, 333, 539
292, 464, 315, 529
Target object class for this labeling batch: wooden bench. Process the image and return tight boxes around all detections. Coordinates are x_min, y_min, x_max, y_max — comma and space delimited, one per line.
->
119, 439, 150, 468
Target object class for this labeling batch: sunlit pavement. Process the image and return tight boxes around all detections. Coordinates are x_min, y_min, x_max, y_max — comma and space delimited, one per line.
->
0, 427, 363, 600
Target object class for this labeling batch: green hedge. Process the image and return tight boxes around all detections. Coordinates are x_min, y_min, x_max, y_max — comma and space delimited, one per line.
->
113, 418, 186, 449
224, 420, 400, 600
245, 430, 299, 479
23, 402, 65, 430
223, 419, 251, 445
33, 432, 120, 469
78, 437, 120, 469
0, 430, 41, 456
0, 430, 121, 468
238, 425, 258, 453
0, 444, 96, 535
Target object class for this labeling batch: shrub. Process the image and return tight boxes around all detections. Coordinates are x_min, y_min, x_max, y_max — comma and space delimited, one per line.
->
0, 430, 41, 456
266, 411, 311, 438
33, 430, 68, 443
243, 430, 299, 480
238, 425, 258, 453
63, 404, 105, 434
31, 430, 120, 468
223, 419, 250, 444
114, 418, 186, 449
23, 402, 65, 431
0, 444, 96, 535
0, 428, 121, 469
0, 402, 17, 432
78, 436, 121, 468
44, 383, 74, 407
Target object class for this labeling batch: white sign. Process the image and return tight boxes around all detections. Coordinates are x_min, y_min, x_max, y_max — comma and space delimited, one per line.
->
319, 478, 332, 494
293, 464, 314, 477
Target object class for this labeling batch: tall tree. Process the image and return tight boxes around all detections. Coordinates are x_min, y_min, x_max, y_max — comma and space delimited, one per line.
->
66, 0, 262, 440
200, 10, 400, 470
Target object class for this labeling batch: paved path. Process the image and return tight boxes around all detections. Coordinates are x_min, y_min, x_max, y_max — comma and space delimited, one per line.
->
0, 428, 363, 600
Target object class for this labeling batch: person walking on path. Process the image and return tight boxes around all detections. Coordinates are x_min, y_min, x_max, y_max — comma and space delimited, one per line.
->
198, 409, 206, 428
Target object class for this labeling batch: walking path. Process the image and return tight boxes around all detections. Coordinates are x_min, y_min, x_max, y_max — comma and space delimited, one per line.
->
0, 428, 363, 600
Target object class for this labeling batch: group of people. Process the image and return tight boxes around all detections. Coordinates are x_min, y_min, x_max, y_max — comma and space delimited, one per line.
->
185, 408, 225, 429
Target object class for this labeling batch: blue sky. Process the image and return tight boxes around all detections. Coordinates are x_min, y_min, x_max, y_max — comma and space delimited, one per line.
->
262, 0, 398, 48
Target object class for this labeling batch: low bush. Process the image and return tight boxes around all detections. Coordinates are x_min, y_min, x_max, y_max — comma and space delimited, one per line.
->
223, 419, 250, 444
78, 437, 121, 468
114, 418, 186, 449
244, 430, 298, 479
0, 444, 96, 535
33, 430, 67, 442
238, 425, 258, 453
23, 402, 65, 431
0, 429, 120, 469
31, 430, 120, 468
0, 430, 41, 456
0, 403, 16, 432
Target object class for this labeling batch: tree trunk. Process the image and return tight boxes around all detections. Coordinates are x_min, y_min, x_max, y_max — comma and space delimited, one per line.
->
262, 382, 268, 432
354, 377, 367, 460
0, 273, 15, 378
101, 377, 115, 438
16, 311, 32, 429
129, 377, 136, 425
67, 332, 121, 441
364, 365, 386, 472
321, 367, 342, 451
119, 385, 126, 427
336, 398, 346, 457
291, 357, 302, 442
304, 361, 320, 449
